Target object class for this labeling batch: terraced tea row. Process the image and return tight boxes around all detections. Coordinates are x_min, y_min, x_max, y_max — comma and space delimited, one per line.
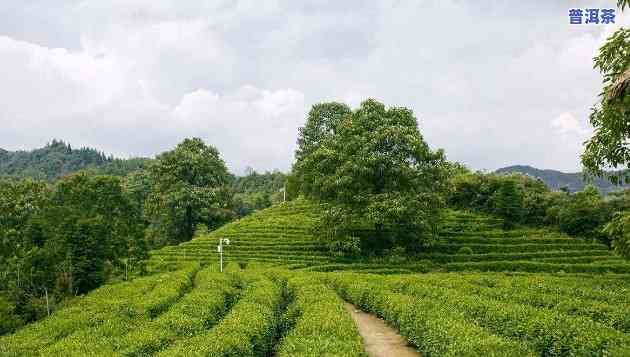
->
327, 272, 630, 356
148, 200, 630, 274
426, 210, 630, 274
0, 264, 203, 356
5, 267, 630, 356
149, 200, 332, 268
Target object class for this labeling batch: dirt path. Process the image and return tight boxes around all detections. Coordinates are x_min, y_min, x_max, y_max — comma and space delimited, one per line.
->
344, 302, 420, 357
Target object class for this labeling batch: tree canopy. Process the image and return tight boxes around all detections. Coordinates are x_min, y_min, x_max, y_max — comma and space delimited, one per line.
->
294, 99, 448, 253
0, 140, 150, 181
0, 173, 147, 329
581, 3, 630, 182
145, 138, 234, 246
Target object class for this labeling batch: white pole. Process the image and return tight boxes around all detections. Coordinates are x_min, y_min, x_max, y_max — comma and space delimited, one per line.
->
45, 288, 50, 316
220, 238, 223, 273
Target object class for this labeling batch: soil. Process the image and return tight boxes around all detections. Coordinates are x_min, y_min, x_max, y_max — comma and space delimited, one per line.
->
344, 302, 420, 357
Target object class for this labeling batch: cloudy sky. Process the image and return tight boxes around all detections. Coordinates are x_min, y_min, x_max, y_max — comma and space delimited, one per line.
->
0, 1, 627, 174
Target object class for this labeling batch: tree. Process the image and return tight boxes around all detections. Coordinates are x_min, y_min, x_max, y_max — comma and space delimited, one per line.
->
146, 138, 233, 246
0, 179, 49, 262
604, 210, 630, 258
295, 102, 352, 162
581, 2, 630, 182
491, 179, 524, 229
558, 185, 605, 237
0, 296, 23, 335
123, 169, 153, 224
41, 173, 146, 294
296, 99, 448, 253
292, 102, 352, 195
0, 172, 146, 325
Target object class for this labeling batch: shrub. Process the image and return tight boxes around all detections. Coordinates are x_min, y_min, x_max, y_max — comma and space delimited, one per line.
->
392, 277, 630, 356
458, 246, 474, 255
158, 278, 283, 356
490, 179, 524, 228
604, 211, 630, 258
558, 186, 606, 237
115, 269, 241, 356
0, 264, 199, 356
0, 297, 23, 335
327, 274, 536, 357
327, 235, 362, 257
276, 276, 364, 357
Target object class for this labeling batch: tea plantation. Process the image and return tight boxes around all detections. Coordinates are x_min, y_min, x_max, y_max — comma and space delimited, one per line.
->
149, 199, 630, 274
3, 200, 630, 356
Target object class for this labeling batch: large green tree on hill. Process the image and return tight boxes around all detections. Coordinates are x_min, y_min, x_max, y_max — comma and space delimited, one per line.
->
581, 1, 630, 182
145, 138, 233, 246
581, 1, 630, 258
295, 99, 448, 253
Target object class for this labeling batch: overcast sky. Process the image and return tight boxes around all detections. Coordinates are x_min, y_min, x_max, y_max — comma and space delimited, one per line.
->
0, 1, 627, 174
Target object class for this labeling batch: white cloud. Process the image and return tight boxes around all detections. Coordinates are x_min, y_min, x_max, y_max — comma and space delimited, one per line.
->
0, 1, 625, 174
551, 112, 590, 136
0, 32, 305, 173
167, 86, 306, 173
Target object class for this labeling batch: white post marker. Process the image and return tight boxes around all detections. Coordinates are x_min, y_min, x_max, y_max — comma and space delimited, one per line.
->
218, 238, 230, 272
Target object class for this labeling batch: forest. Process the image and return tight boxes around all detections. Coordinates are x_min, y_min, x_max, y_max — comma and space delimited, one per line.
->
0, 1, 629, 355
0, 138, 288, 333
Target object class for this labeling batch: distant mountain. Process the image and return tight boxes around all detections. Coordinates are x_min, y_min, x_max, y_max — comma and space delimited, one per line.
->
495, 165, 629, 193
0, 140, 151, 181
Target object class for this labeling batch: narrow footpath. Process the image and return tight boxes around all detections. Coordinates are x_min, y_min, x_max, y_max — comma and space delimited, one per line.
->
344, 302, 420, 357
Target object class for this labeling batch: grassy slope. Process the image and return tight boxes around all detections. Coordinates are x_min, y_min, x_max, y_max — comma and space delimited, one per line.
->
149, 199, 630, 274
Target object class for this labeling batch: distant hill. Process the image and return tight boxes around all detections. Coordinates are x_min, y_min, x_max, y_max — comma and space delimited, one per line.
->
495, 165, 629, 193
0, 140, 151, 181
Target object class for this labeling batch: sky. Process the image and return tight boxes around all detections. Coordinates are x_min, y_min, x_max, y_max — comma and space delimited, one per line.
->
0, 1, 628, 174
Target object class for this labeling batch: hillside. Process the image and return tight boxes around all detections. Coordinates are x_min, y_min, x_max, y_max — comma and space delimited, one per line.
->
495, 165, 628, 193
149, 199, 630, 274
0, 140, 150, 180
4, 200, 630, 356
149, 199, 329, 269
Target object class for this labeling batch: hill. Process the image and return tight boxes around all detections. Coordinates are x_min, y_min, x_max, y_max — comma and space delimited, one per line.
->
4, 201, 630, 356
148, 199, 630, 274
495, 165, 629, 193
0, 140, 150, 180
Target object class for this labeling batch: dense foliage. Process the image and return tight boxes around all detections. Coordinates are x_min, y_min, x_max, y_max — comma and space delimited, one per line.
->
293, 99, 448, 254
0, 139, 150, 181
447, 169, 630, 244
230, 169, 287, 217
0, 174, 147, 334
145, 138, 234, 246
604, 211, 630, 258
0, 139, 264, 334
581, 23, 630, 182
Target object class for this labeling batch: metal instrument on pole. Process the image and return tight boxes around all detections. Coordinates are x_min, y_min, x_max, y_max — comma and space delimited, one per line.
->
218, 238, 230, 272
